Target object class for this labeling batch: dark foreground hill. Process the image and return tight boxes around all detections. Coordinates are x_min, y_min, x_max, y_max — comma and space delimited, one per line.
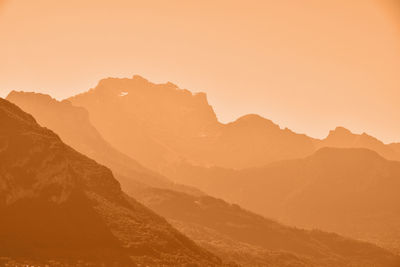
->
0, 98, 223, 266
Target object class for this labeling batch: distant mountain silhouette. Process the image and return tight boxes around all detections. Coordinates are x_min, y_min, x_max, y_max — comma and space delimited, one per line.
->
168, 147, 400, 253
67, 76, 400, 174
317, 127, 400, 161
67, 76, 317, 172
0, 98, 223, 266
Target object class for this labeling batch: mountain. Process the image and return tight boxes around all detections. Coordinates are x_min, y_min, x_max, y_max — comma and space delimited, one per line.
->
0, 98, 223, 266
67, 75, 220, 172
167, 147, 400, 253
67, 76, 316, 171
134, 187, 400, 267
317, 127, 400, 161
6, 91, 202, 196
201, 114, 316, 169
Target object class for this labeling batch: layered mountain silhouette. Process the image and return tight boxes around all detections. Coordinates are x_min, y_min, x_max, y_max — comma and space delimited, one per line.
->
0, 98, 223, 266
67, 76, 400, 173
6, 87, 400, 266
168, 148, 400, 253
135, 187, 400, 267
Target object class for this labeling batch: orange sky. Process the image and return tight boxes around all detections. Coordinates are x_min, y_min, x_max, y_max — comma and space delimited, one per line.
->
1, 0, 400, 143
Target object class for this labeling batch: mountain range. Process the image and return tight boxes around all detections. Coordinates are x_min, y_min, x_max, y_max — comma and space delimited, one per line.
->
66, 76, 400, 174
5, 77, 400, 266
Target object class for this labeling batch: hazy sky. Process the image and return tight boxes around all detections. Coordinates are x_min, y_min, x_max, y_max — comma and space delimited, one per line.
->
1, 0, 400, 142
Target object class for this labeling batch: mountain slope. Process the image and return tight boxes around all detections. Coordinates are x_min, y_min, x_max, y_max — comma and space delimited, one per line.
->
167, 147, 400, 253
0, 98, 222, 266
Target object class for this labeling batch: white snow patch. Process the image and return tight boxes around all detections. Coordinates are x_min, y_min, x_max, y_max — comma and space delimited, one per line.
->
119, 92, 129, 97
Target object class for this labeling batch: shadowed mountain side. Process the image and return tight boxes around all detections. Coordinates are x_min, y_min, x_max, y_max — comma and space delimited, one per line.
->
0, 98, 223, 266
67, 76, 317, 171
133, 187, 400, 267
165, 148, 400, 253
6, 91, 202, 196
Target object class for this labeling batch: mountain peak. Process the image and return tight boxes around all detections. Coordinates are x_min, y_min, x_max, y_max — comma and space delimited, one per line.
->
231, 114, 279, 129
328, 126, 353, 136
132, 74, 149, 82
7, 90, 54, 104
69, 75, 219, 130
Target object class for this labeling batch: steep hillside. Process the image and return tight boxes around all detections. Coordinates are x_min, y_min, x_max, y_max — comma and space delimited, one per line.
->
0, 98, 222, 266
134, 187, 400, 267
